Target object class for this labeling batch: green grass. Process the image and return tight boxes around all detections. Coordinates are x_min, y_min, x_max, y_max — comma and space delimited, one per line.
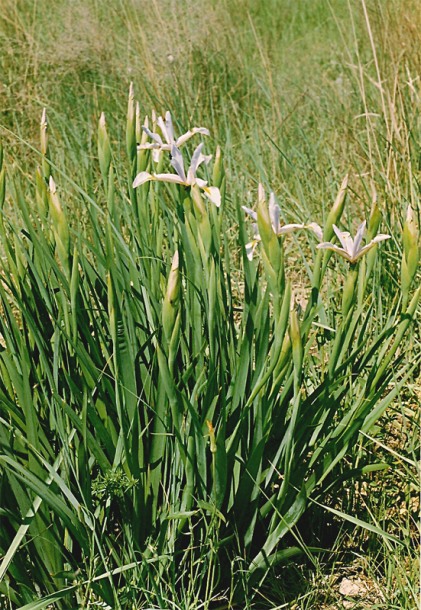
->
0, 0, 420, 608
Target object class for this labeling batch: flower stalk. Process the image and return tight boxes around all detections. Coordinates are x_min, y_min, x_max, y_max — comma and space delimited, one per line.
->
98, 112, 112, 187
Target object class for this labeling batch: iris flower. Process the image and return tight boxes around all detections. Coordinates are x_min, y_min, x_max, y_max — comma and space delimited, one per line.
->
317, 221, 390, 263
133, 143, 221, 207
138, 111, 209, 162
242, 190, 323, 259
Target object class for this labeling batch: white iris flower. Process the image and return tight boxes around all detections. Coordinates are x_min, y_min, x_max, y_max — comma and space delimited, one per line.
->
133, 143, 221, 207
138, 111, 209, 163
242, 189, 323, 260
317, 222, 390, 263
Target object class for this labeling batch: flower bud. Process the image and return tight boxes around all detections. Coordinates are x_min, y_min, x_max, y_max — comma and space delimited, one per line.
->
40, 108, 50, 178
212, 145, 224, 189
98, 112, 111, 184
49, 177, 70, 274
367, 201, 382, 240
126, 82, 136, 165
403, 205, 418, 265
162, 251, 181, 342
324, 174, 348, 241
136, 109, 149, 173
40, 108, 48, 156
257, 185, 283, 283
363, 201, 383, 284
401, 204, 419, 308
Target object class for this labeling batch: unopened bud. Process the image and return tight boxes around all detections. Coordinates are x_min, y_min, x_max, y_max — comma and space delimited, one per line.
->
40, 108, 48, 156
367, 202, 382, 240
126, 82, 136, 163
401, 204, 419, 308
324, 174, 348, 240
98, 112, 111, 183
162, 251, 181, 341
403, 205, 418, 261
49, 177, 70, 274
212, 145, 224, 189
256, 184, 272, 243
256, 184, 283, 278
40, 108, 50, 178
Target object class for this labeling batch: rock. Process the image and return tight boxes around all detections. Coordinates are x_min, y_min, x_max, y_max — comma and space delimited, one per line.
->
339, 577, 366, 597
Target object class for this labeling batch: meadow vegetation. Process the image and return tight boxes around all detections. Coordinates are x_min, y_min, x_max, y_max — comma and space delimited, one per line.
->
0, 0, 420, 608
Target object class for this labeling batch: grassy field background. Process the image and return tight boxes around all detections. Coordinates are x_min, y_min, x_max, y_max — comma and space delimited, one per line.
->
0, 0, 420, 608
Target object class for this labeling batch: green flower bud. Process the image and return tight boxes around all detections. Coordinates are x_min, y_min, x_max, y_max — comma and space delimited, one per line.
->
49, 177, 70, 275
324, 174, 348, 241
126, 82, 136, 165
98, 112, 111, 184
212, 145, 224, 189
40, 108, 48, 156
401, 205, 419, 309
256, 185, 283, 276
367, 201, 382, 240
136, 108, 149, 173
40, 108, 50, 178
162, 251, 181, 342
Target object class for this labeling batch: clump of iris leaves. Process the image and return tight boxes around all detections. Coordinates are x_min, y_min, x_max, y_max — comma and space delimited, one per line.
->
0, 92, 418, 609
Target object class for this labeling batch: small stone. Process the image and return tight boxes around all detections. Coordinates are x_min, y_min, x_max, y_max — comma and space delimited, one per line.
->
339, 578, 363, 597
